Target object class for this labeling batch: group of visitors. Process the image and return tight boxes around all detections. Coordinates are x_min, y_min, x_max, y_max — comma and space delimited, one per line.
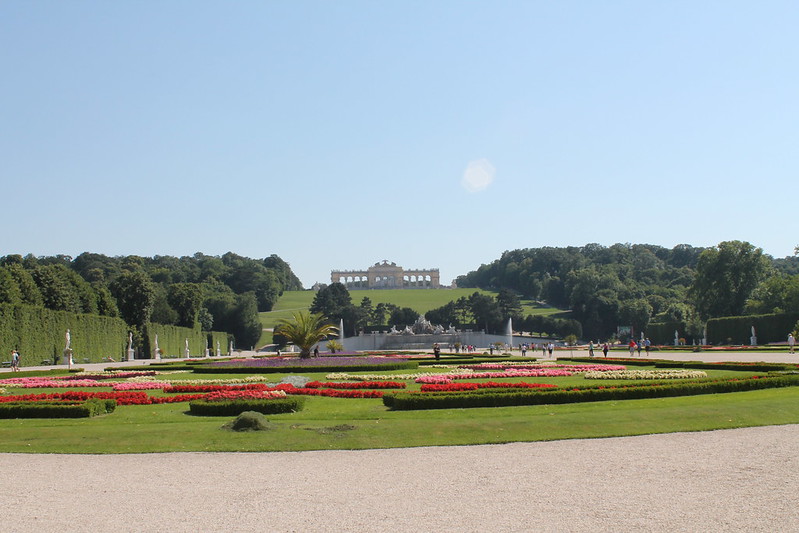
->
588, 341, 610, 358
627, 338, 652, 356
449, 344, 477, 353
9, 349, 21, 371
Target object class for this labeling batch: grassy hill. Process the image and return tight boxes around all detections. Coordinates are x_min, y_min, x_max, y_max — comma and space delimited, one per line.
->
257, 289, 567, 346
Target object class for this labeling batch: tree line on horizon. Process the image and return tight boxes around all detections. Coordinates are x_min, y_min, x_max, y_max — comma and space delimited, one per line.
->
0, 252, 303, 347
453, 241, 799, 341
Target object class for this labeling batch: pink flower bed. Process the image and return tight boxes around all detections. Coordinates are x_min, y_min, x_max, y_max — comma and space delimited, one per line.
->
304, 381, 406, 390
112, 382, 171, 391
0, 377, 112, 388
460, 364, 626, 372
419, 381, 559, 392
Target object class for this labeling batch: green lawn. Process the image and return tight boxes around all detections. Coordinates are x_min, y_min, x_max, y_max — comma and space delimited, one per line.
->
1, 366, 797, 453
258, 289, 567, 346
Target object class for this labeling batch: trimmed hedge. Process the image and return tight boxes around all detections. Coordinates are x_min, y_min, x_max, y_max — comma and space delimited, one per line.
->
0, 303, 129, 365
0, 398, 116, 418
382, 374, 799, 410
191, 361, 419, 374
647, 321, 684, 346
707, 312, 799, 345
188, 397, 305, 416
145, 323, 230, 360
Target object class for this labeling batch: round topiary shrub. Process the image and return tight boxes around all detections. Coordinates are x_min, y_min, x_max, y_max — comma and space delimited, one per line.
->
222, 411, 273, 432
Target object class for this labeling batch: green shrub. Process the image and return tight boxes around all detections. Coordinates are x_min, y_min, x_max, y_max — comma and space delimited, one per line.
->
221, 411, 274, 431
189, 397, 305, 416
0, 398, 115, 418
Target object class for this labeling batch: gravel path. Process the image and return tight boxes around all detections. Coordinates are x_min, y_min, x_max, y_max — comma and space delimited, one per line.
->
6, 424, 799, 532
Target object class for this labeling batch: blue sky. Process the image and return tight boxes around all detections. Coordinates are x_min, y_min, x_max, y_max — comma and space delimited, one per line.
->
2, 1, 797, 287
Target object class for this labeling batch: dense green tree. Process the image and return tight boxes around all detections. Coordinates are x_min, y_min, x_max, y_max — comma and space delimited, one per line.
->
110, 270, 156, 328
94, 286, 119, 317
469, 292, 503, 333
310, 283, 352, 320
619, 298, 653, 336
0, 267, 22, 305
691, 241, 770, 319
167, 283, 203, 328
389, 306, 419, 327
496, 289, 523, 322
745, 274, 799, 315
371, 302, 390, 325
4, 264, 42, 306
198, 308, 214, 331
150, 286, 178, 325
32, 264, 82, 312
225, 292, 263, 348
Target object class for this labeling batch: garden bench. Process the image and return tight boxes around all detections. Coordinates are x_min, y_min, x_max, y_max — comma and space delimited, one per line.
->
40, 359, 51, 365
1, 361, 10, 368
101, 357, 115, 363
81, 358, 91, 364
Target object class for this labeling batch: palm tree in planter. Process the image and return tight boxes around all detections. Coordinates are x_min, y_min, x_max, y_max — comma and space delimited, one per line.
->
274, 310, 339, 359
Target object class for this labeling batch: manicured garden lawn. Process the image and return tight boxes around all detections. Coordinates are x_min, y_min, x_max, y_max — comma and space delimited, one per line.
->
1, 365, 798, 454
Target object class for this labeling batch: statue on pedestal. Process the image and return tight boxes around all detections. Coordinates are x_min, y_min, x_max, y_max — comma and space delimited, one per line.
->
64, 329, 73, 367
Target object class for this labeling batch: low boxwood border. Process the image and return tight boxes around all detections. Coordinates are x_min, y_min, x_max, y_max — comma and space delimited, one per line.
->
188, 397, 305, 416
191, 362, 418, 374
382, 374, 799, 410
0, 398, 116, 418
562, 357, 796, 373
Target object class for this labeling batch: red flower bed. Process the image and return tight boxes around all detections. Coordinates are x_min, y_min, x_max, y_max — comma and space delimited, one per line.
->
304, 381, 406, 390
150, 394, 207, 404
0, 391, 153, 406
274, 384, 385, 398
476, 382, 558, 390
204, 389, 285, 401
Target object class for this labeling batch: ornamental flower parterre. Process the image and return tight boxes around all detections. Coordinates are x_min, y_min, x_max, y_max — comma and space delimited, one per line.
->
304, 381, 406, 390
419, 381, 558, 392
583, 370, 708, 380
163, 383, 269, 393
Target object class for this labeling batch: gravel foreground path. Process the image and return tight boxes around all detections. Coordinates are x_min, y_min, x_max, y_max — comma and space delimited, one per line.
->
5, 425, 799, 532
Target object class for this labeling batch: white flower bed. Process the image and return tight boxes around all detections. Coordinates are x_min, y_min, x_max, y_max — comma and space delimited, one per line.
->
583, 369, 708, 380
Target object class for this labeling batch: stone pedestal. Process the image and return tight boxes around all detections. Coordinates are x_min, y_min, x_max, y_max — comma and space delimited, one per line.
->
750, 336, 757, 346
127, 349, 135, 361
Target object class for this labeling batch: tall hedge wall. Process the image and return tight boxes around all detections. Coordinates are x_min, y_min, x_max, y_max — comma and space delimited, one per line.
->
0, 303, 129, 366
646, 321, 684, 345
706, 312, 799, 345
145, 323, 230, 359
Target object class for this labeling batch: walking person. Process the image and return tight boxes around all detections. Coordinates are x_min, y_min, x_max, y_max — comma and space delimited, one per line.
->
588, 341, 594, 357
636, 341, 642, 357
645, 338, 651, 356
11, 349, 20, 372
433, 343, 441, 361
602, 342, 609, 358
547, 342, 554, 357
628, 339, 636, 357
789, 333, 796, 354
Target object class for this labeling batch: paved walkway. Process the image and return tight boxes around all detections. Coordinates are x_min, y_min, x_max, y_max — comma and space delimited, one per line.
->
3, 348, 797, 374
